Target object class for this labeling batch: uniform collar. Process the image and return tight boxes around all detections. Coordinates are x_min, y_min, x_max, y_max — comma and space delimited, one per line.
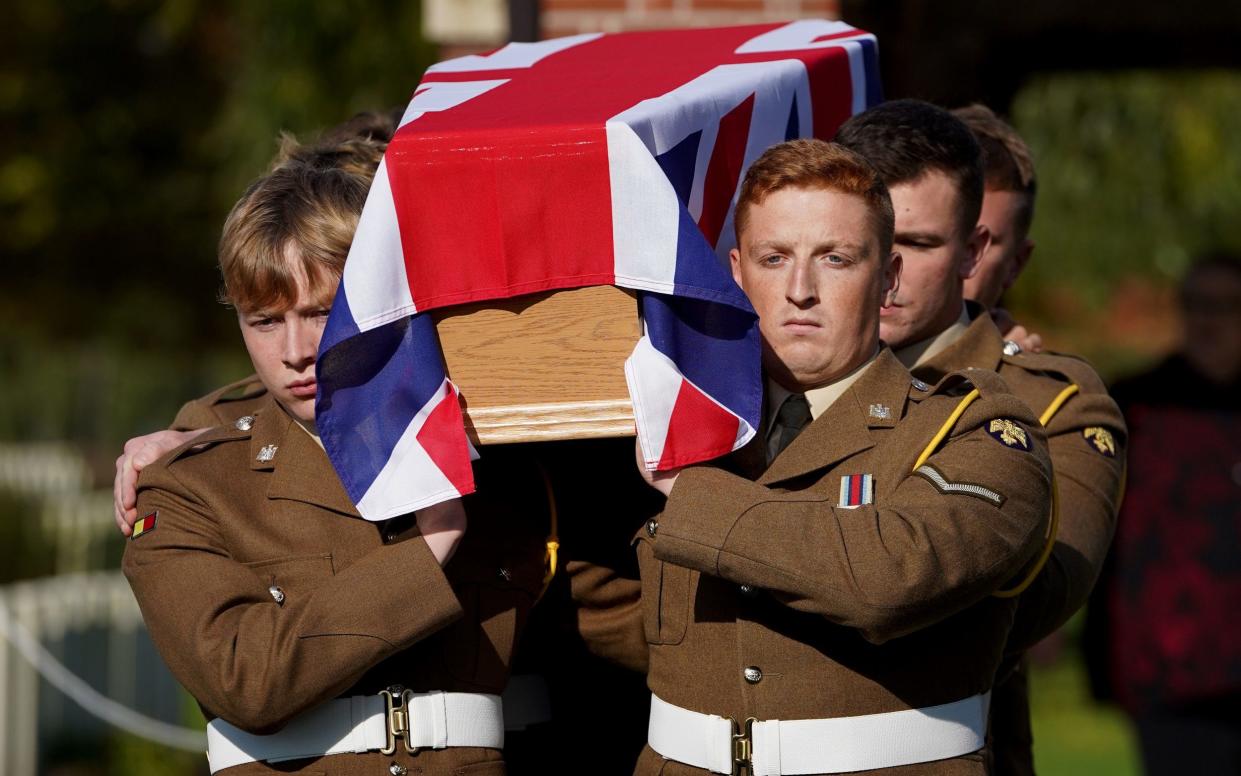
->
759, 348, 911, 486
765, 349, 878, 429
910, 302, 1006, 383
248, 396, 360, 518
893, 304, 971, 370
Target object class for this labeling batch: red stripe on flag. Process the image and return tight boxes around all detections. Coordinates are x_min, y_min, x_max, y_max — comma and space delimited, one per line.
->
696, 93, 755, 249
657, 380, 741, 470
415, 384, 476, 496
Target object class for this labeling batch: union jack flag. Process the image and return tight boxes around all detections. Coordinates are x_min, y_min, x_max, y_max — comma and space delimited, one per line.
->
317, 20, 882, 519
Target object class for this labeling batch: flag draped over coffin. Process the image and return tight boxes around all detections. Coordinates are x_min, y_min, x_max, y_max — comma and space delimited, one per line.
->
316, 19, 883, 520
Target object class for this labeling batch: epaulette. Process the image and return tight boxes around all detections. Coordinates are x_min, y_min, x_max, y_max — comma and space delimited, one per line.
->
164, 419, 253, 467
200, 374, 267, 408
999, 347, 1107, 394
911, 367, 1009, 401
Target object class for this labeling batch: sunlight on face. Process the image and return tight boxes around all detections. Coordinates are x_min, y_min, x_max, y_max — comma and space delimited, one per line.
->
237, 250, 338, 427
730, 186, 897, 391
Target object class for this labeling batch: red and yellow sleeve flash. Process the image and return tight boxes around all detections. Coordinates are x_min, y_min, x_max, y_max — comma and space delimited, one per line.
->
132, 510, 158, 539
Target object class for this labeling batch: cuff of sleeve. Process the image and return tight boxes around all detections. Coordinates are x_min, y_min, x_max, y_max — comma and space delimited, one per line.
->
651, 468, 745, 575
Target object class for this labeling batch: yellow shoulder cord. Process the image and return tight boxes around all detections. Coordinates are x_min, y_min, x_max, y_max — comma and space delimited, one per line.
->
911, 389, 981, 470
993, 383, 1079, 598
535, 462, 560, 603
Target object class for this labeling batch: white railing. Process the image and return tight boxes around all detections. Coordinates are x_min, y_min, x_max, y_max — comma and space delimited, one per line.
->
0, 572, 205, 776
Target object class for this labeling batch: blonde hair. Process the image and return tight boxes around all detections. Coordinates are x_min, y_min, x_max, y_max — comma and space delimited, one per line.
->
218, 115, 393, 312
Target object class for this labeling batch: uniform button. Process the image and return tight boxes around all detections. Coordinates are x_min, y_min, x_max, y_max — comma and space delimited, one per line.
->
268, 586, 285, 605
389, 763, 408, 776
743, 666, 762, 684
646, 519, 659, 537
498, 567, 512, 582
739, 584, 757, 597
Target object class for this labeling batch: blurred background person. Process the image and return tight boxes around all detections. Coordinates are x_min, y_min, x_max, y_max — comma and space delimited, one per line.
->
1085, 252, 1241, 776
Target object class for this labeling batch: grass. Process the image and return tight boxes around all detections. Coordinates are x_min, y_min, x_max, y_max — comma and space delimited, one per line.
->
1030, 654, 1141, 776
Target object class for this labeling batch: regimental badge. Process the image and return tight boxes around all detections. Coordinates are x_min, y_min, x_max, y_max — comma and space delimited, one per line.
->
256, 444, 278, 463
868, 403, 891, 420
1083, 427, 1117, 457
987, 419, 1031, 451
839, 474, 874, 508
131, 510, 158, 540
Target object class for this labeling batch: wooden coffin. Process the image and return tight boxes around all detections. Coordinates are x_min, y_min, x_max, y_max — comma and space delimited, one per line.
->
430, 285, 640, 445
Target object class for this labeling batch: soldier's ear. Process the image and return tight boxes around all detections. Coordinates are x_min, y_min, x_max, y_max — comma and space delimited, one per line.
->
961, 224, 989, 279
730, 248, 744, 289
882, 251, 902, 308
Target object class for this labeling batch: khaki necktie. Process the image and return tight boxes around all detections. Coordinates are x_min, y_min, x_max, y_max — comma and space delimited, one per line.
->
769, 392, 812, 460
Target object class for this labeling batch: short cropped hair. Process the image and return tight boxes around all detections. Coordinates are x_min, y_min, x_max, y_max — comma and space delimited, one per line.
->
219, 121, 392, 312
835, 99, 983, 239
952, 104, 1037, 235
734, 139, 895, 259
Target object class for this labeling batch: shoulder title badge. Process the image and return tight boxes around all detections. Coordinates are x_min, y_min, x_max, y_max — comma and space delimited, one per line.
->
987, 419, 1031, 451
1083, 427, 1117, 457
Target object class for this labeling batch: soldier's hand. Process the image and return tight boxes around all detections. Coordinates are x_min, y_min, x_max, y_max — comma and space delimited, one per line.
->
114, 429, 206, 536
991, 307, 1044, 353
416, 498, 467, 566
634, 438, 680, 498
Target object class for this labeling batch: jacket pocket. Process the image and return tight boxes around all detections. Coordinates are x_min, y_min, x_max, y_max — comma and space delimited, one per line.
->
634, 536, 690, 646
243, 553, 334, 604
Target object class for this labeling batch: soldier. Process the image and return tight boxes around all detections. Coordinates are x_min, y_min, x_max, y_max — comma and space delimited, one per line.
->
835, 99, 1127, 776
633, 139, 1054, 775
123, 131, 552, 775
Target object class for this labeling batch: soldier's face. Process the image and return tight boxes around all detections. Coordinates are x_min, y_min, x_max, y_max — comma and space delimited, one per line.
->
730, 186, 899, 391
237, 253, 337, 427
880, 171, 988, 348
964, 188, 1034, 309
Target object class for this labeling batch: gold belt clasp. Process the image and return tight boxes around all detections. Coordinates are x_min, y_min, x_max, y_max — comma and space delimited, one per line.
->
731, 717, 757, 776
380, 685, 418, 755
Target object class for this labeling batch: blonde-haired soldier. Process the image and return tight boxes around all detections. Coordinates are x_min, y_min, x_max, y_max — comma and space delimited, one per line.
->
124, 131, 548, 776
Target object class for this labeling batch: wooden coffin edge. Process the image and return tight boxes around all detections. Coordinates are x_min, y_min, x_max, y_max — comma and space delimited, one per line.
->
463, 398, 636, 445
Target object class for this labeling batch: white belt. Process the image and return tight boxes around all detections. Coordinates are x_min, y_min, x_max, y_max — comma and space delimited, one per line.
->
648, 691, 990, 775
206, 689, 504, 774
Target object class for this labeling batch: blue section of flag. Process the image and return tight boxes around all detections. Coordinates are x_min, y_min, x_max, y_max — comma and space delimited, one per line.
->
857, 38, 884, 108
641, 290, 761, 424
784, 93, 800, 140
316, 311, 446, 503
655, 130, 702, 207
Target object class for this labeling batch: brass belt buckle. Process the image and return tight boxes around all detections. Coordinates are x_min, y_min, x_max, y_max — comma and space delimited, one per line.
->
731, 717, 757, 776
380, 686, 418, 755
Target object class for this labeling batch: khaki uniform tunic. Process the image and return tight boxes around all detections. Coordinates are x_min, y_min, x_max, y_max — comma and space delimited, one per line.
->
911, 310, 1127, 776
635, 349, 1054, 776
125, 395, 549, 776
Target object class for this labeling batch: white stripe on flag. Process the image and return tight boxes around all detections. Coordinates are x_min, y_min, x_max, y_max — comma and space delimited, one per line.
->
355, 379, 462, 520
340, 159, 417, 332
605, 122, 679, 295
624, 333, 683, 470
426, 33, 603, 74
400, 80, 510, 127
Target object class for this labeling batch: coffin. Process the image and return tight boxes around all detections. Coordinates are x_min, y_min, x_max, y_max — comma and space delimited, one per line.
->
431, 285, 640, 445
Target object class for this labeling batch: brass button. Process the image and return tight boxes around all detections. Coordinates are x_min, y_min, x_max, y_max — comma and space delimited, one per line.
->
268, 586, 285, 605
743, 666, 762, 684
389, 763, 408, 776
646, 519, 659, 537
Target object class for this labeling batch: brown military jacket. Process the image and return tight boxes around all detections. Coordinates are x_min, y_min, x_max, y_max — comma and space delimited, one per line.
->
125, 395, 549, 776
166, 382, 655, 775
913, 310, 1127, 776
635, 349, 1054, 776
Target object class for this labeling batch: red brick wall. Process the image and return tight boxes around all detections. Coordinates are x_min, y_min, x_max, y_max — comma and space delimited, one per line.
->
541, 0, 840, 38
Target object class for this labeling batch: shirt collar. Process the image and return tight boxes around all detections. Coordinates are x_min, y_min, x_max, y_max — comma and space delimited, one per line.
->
765, 348, 881, 426
893, 304, 971, 370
